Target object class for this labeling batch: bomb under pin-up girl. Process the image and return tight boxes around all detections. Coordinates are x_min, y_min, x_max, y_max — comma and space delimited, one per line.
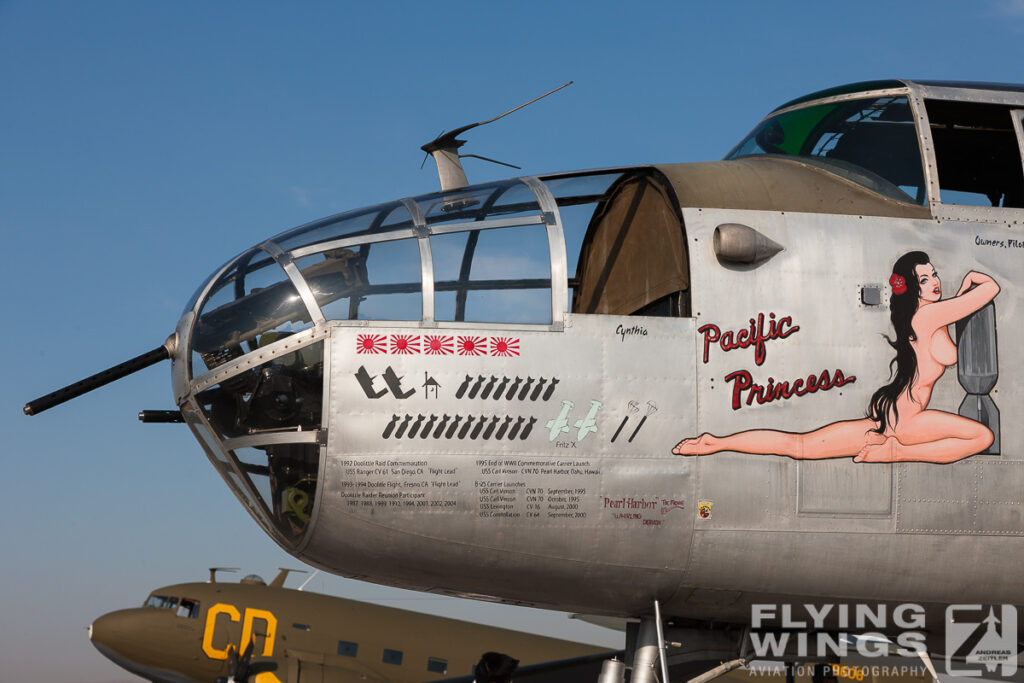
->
673, 251, 999, 463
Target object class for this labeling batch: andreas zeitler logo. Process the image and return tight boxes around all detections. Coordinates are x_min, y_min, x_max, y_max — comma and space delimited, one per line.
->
946, 605, 1017, 677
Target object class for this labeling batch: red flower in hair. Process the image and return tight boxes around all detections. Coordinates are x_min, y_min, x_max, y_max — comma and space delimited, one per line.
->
889, 273, 907, 295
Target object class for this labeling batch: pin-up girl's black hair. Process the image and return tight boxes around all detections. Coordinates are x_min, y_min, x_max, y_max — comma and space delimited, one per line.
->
868, 251, 930, 433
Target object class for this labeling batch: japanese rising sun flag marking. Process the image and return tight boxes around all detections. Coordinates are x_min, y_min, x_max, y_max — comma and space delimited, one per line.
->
390, 334, 421, 355
424, 335, 454, 355
490, 337, 520, 357
457, 336, 486, 356
356, 334, 387, 354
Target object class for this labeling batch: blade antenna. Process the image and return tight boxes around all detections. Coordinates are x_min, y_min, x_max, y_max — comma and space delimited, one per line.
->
475, 80, 573, 128
420, 81, 572, 192
208, 567, 240, 583
459, 154, 521, 170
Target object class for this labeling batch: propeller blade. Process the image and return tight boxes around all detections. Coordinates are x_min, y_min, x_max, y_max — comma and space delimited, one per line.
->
239, 637, 254, 673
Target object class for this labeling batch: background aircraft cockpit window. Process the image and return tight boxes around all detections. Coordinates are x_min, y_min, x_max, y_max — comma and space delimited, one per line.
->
296, 239, 422, 320
272, 201, 412, 253
382, 648, 404, 666
726, 96, 927, 205
144, 595, 177, 609
176, 599, 199, 618
231, 443, 319, 542
431, 225, 552, 324
427, 657, 448, 674
925, 100, 1024, 208
192, 248, 314, 379
338, 641, 358, 657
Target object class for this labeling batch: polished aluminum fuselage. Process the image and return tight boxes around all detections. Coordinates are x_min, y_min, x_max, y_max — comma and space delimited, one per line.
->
287, 210, 1022, 619
171, 80, 1024, 624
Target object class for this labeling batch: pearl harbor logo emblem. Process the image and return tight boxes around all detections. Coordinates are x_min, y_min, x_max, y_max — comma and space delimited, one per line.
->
946, 605, 1017, 677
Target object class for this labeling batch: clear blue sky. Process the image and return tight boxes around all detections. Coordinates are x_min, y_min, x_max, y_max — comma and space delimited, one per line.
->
2, 2, 1022, 680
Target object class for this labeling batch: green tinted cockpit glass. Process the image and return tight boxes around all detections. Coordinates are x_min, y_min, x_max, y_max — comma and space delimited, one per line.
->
726, 96, 926, 205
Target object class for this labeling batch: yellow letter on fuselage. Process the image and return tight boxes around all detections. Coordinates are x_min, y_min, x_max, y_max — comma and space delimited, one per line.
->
202, 603, 242, 660
241, 608, 277, 657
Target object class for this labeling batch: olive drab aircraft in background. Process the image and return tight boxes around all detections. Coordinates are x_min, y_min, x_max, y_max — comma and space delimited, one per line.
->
90, 567, 612, 683
27, 79, 1024, 681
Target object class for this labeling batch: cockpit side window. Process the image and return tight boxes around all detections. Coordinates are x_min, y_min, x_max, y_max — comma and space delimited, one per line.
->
431, 225, 552, 324
925, 99, 1024, 208
177, 599, 200, 618
295, 239, 422, 322
727, 96, 927, 205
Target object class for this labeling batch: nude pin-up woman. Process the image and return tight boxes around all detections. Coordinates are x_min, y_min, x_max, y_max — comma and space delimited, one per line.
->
673, 251, 999, 464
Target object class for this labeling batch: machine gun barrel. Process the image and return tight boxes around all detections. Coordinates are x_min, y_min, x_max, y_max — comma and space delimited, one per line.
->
24, 345, 171, 416
138, 410, 184, 423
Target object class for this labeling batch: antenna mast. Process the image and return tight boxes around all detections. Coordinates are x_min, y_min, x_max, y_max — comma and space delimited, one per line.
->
421, 81, 572, 192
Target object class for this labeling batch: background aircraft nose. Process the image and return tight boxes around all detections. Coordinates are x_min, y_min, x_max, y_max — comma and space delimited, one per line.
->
88, 608, 170, 666
89, 607, 203, 681
89, 610, 136, 652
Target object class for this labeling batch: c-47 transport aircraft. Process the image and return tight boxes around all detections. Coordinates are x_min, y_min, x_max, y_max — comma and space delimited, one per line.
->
28, 79, 1024, 680
90, 568, 612, 683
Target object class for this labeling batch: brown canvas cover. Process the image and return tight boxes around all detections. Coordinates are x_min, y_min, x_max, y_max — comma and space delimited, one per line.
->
574, 171, 688, 315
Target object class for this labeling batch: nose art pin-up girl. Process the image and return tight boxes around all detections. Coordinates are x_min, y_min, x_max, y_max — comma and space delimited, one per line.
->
673, 251, 999, 464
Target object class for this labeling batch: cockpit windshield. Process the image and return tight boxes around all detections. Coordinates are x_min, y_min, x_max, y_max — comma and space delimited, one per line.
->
144, 595, 199, 617
726, 96, 927, 205
145, 595, 177, 609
